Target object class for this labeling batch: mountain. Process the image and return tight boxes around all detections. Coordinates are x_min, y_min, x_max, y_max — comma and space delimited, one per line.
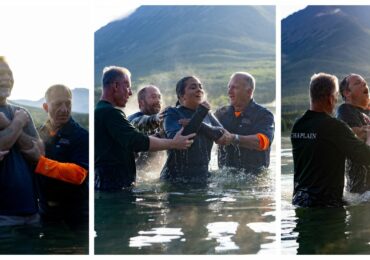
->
11, 88, 89, 114
8, 101, 89, 130
282, 6, 370, 111
95, 6, 276, 105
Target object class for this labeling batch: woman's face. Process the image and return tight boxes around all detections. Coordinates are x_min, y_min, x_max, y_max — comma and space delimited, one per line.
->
180, 77, 204, 109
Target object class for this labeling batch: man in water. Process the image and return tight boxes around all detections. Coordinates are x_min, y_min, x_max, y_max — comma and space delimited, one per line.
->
336, 74, 370, 193
95, 66, 195, 190
291, 73, 370, 207
0, 56, 40, 226
128, 85, 165, 171
34, 84, 88, 227
215, 72, 275, 173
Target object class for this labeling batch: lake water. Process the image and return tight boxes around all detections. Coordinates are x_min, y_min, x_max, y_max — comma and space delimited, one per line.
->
0, 221, 88, 254
95, 145, 276, 254
281, 137, 370, 254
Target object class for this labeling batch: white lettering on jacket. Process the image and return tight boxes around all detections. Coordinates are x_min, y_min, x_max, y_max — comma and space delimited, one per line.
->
291, 132, 317, 139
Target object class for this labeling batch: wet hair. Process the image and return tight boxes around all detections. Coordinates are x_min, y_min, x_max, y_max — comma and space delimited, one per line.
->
309, 73, 338, 103
102, 66, 131, 88
45, 84, 72, 102
230, 72, 255, 91
339, 73, 357, 101
176, 76, 195, 100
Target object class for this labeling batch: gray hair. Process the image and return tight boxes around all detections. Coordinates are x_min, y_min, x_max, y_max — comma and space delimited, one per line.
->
102, 66, 131, 88
230, 72, 255, 90
309, 73, 338, 103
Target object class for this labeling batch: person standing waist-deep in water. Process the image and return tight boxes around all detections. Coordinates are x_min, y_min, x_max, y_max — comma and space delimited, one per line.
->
128, 85, 165, 172
336, 74, 370, 194
94, 66, 195, 190
215, 72, 275, 173
291, 73, 370, 207
160, 76, 232, 182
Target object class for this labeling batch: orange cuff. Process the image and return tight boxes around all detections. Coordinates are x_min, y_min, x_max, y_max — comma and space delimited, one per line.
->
35, 156, 87, 185
256, 133, 270, 151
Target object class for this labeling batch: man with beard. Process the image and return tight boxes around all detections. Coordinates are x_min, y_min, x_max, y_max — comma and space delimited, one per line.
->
128, 85, 165, 171
336, 74, 370, 193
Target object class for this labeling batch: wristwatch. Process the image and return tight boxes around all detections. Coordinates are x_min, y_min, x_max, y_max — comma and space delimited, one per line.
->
232, 134, 240, 146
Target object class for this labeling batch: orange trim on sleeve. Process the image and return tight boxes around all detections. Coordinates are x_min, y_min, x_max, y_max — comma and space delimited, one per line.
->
256, 133, 270, 151
35, 156, 87, 185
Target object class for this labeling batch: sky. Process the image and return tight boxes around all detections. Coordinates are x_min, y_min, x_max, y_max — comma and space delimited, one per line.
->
0, 0, 306, 101
0, 0, 93, 101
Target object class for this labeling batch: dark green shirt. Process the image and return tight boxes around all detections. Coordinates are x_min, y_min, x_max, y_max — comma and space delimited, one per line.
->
94, 100, 149, 190
291, 110, 370, 207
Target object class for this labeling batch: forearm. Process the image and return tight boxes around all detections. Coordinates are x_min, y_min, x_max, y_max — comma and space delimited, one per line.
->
0, 119, 24, 150
352, 126, 367, 141
35, 156, 87, 185
148, 136, 174, 151
17, 132, 37, 150
182, 105, 209, 135
199, 123, 224, 141
239, 134, 261, 150
131, 114, 160, 132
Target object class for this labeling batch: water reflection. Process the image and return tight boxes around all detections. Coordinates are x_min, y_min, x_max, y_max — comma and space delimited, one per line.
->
281, 137, 370, 254
95, 168, 276, 254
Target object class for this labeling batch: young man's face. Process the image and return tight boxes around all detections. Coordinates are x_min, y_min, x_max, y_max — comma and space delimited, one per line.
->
0, 61, 14, 99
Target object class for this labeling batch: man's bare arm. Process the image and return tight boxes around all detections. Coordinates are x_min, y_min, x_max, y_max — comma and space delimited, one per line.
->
0, 110, 29, 150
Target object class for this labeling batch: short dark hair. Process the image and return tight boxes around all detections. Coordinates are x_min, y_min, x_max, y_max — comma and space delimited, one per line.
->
309, 73, 338, 103
339, 74, 357, 101
102, 66, 131, 88
45, 84, 72, 102
176, 76, 196, 100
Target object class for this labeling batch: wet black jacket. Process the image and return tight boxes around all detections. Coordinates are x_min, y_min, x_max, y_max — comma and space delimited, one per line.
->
291, 110, 370, 207
37, 118, 88, 222
161, 105, 223, 182
336, 103, 370, 193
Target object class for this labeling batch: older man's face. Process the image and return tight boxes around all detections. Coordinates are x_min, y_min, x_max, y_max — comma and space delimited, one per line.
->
44, 88, 72, 129
141, 86, 162, 115
0, 61, 14, 99
227, 75, 252, 108
346, 74, 369, 109
113, 74, 132, 108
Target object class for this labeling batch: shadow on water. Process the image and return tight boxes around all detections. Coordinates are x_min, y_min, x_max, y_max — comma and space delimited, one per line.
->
0, 222, 88, 254
281, 137, 370, 255
95, 167, 276, 254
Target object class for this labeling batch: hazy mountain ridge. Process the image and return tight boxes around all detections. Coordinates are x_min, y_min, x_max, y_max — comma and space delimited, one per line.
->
95, 6, 276, 105
282, 5, 370, 110
11, 88, 89, 114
